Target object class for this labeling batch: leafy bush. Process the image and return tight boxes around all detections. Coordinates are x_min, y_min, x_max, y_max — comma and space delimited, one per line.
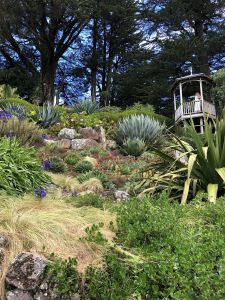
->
0, 117, 44, 146
49, 156, 65, 173
121, 138, 147, 157
74, 160, 93, 173
47, 254, 79, 298
37, 102, 60, 128
0, 84, 19, 99
64, 153, 80, 165
116, 114, 165, 148
78, 170, 108, 185
0, 138, 49, 195
72, 100, 99, 115
142, 117, 225, 203
73, 193, 104, 209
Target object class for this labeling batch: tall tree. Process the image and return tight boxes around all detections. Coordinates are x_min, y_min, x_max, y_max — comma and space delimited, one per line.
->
0, 0, 90, 103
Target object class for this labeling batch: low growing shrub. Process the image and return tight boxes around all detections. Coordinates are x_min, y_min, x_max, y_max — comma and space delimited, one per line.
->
72, 193, 104, 209
74, 160, 93, 173
49, 156, 65, 173
64, 153, 80, 165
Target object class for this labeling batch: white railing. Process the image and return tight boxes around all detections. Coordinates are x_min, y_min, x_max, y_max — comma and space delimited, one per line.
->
175, 100, 216, 122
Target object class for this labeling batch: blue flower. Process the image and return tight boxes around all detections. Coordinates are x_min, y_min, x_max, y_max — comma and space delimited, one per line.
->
41, 160, 52, 171
34, 187, 47, 199
0, 111, 12, 122
41, 133, 49, 140
72, 191, 78, 197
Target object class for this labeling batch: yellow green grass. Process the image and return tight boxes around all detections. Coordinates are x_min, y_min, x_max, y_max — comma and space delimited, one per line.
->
0, 189, 115, 297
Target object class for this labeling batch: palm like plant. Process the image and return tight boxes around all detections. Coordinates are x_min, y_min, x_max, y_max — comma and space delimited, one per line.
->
72, 100, 99, 115
140, 117, 225, 203
38, 102, 60, 128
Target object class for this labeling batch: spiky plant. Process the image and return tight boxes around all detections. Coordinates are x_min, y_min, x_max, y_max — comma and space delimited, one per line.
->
116, 114, 165, 148
122, 138, 147, 157
37, 102, 60, 128
72, 100, 99, 115
78, 170, 108, 185
140, 117, 225, 204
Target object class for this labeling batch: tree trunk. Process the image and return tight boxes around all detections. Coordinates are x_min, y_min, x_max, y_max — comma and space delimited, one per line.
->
194, 19, 210, 75
40, 56, 57, 104
91, 17, 98, 102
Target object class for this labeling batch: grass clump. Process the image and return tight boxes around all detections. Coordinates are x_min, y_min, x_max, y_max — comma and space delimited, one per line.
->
75, 160, 93, 173
49, 156, 65, 173
72, 193, 104, 209
64, 153, 80, 165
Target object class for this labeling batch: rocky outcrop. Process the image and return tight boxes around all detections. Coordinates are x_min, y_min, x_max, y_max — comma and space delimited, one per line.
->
71, 138, 99, 150
6, 253, 47, 290
79, 126, 106, 149
6, 289, 33, 300
58, 128, 77, 140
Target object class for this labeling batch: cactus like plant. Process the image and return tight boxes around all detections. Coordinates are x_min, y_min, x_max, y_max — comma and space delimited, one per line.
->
116, 114, 165, 147
38, 102, 60, 128
122, 138, 147, 157
72, 100, 99, 115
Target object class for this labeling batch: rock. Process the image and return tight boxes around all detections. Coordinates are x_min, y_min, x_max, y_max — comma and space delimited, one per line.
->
6, 252, 47, 290
106, 140, 117, 150
79, 127, 99, 140
57, 139, 71, 149
0, 235, 9, 248
71, 139, 98, 150
95, 126, 106, 149
114, 190, 129, 201
58, 128, 76, 140
6, 289, 32, 300
33, 292, 50, 300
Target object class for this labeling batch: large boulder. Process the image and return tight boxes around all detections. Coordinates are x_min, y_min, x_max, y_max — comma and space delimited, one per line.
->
58, 128, 76, 140
94, 126, 106, 149
71, 139, 98, 150
79, 127, 99, 140
6, 289, 32, 300
5, 252, 47, 291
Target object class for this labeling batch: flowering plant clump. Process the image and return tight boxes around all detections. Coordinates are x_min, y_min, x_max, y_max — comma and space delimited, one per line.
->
0, 111, 12, 122
34, 187, 47, 199
41, 133, 49, 140
41, 160, 52, 171
72, 191, 78, 197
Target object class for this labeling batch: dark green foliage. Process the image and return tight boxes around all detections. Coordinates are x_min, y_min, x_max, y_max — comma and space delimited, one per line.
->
64, 153, 80, 165
82, 223, 107, 244
72, 193, 104, 209
46, 254, 79, 298
72, 100, 99, 115
0, 138, 49, 195
50, 156, 65, 173
74, 160, 93, 173
121, 138, 147, 157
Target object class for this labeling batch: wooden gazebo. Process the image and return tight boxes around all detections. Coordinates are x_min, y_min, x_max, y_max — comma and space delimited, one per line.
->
171, 73, 216, 133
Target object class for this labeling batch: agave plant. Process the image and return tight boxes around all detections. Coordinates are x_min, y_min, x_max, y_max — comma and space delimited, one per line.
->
122, 138, 147, 157
72, 100, 99, 115
139, 117, 225, 204
116, 114, 165, 148
37, 102, 60, 128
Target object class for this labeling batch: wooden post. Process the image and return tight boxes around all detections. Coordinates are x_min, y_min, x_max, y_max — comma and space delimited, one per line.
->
179, 83, 183, 115
200, 78, 204, 111
173, 92, 177, 111
200, 117, 204, 134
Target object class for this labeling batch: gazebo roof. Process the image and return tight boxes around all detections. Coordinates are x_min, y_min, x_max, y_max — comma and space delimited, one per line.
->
171, 73, 215, 92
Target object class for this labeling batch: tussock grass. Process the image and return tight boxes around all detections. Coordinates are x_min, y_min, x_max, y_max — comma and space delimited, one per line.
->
0, 191, 115, 296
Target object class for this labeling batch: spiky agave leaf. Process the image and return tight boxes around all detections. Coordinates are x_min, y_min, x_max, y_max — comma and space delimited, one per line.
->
73, 100, 99, 115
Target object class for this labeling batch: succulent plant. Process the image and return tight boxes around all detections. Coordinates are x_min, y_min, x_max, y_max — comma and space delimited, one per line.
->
116, 114, 165, 148
49, 156, 65, 173
74, 160, 93, 173
122, 138, 147, 157
78, 170, 108, 185
37, 102, 60, 128
72, 100, 99, 115
64, 153, 80, 165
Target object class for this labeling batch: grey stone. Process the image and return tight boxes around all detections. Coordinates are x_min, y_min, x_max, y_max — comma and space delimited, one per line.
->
58, 128, 76, 140
0, 235, 9, 248
6, 252, 47, 290
71, 139, 99, 150
33, 292, 49, 300
95, 126, 106, 149
106, 139, 117, 150
79, 127, 99, 140
114, 190, 129, 201
6, 289, 32, 300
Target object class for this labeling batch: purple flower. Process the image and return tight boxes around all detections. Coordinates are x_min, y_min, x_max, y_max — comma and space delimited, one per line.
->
41, 133, 49, 140
72, 191, 78, 197
41, 160, 52, 171
34, 187, 47, 199
0, 111, 12, 122
6, 131, 14, 138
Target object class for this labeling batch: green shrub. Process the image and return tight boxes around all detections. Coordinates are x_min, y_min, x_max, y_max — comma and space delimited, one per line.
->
49, 156, 65, 173
0, 84, 19, 99
121, 138, 147, 157
0, 97, 36, 113
78, 170, 108, 186
72, 100, 99, 115
74, 160, 93, 173
0, 137, 49, 195
116, 114, 165, 151
37, 103, 60, 128
46, 253, 79, 298
64, 153, 80, 165
73, 193, 104, 209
